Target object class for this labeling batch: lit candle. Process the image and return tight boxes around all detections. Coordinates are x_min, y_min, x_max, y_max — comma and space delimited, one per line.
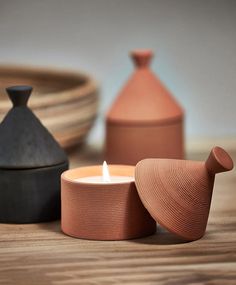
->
75, 161, 134, 184
61, 163, 156, 240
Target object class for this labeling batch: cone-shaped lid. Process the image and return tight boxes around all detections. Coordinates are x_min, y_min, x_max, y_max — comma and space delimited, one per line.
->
135, 146, 233, 241
107, 50, 184, 126
0, 86, 68, 169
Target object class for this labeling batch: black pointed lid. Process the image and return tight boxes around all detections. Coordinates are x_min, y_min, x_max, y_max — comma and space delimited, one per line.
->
0, 86, 68, 169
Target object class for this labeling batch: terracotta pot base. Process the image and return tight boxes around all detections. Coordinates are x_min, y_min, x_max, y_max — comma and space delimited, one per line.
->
61, 165, 156, 240
106, 120, 184, 165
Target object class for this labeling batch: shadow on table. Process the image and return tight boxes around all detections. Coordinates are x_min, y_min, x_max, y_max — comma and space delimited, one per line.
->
37, 222, 192, 245
130, 227, 191, 245
37, 220, 61, 234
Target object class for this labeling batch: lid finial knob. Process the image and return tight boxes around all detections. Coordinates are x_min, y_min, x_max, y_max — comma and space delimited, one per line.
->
205, 146, 234, 174
130, 49, 153, 68
6, 86, 33, 107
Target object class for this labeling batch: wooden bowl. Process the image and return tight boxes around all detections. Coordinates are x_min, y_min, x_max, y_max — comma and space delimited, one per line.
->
0, 65, 99, 150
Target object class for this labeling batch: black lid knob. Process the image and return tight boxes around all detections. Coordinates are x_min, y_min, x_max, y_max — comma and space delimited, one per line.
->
6, 86, 32, 107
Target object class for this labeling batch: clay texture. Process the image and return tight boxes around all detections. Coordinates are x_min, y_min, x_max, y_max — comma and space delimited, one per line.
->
61, 165, 156, 240
135, 146, 234, 241
106, 49, 184, 165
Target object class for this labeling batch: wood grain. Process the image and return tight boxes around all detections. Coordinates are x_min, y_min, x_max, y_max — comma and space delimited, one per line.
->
0, 148, 235, 285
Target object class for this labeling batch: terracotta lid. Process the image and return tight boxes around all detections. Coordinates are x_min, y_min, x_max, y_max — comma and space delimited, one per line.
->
0, 86, 68, 169
106, 49, 184, 126
134, 146, 234, 241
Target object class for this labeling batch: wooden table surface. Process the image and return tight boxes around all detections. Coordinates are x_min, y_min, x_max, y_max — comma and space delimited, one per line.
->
0, 147, 235, 285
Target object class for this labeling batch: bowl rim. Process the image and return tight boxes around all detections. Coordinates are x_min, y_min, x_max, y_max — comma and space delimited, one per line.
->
0, 64, 99, 109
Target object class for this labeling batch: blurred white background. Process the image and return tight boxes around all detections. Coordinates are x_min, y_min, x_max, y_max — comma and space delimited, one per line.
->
0, 0, 235, 147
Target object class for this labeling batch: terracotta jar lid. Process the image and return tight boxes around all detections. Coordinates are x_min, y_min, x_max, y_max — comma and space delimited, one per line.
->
134, 146, 234, 241
106, 49, 183, 126
0, 86, 67, 169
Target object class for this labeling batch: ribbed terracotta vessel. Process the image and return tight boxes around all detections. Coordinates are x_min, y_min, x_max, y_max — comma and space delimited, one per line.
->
61, 165, 156, 240
135, 146, 234, 241
105, 50, 184, 165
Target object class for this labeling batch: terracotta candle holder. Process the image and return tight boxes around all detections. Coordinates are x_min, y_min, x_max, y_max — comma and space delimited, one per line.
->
61, 165, 156, 240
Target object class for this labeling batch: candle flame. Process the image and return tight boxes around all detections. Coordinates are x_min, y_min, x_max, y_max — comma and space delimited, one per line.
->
103, 161, 111, 182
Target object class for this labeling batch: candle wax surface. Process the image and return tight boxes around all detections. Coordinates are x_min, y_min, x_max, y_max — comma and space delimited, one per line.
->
75, 176, 134, 184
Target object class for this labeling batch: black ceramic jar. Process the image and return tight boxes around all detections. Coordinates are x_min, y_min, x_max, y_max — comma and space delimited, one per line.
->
0, 86, 68, 223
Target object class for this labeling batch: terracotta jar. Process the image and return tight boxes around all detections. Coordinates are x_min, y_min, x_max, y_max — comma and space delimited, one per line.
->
105, 50, 184, 165
135, 146, 234, 241
0, 86, 68, 223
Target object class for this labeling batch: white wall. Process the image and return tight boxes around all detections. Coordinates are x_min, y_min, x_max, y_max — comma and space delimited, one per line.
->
0, 0, 235, 144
